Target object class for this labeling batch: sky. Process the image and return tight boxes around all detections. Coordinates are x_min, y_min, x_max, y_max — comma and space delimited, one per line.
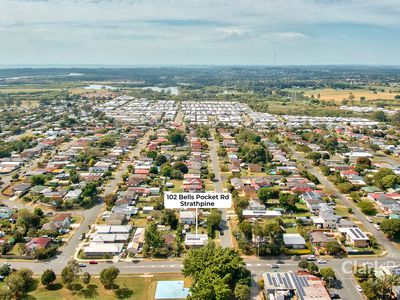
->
1, 0, 400, 66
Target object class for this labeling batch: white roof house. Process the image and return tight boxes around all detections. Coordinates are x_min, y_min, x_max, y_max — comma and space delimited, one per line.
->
283, 234, 306, 249
242, 209, 282, 218
94, 225, 132, 234
338, 227, 369, 247
90, 233, 130, 243
83, 242, 124, 256
185, 233, 208, 247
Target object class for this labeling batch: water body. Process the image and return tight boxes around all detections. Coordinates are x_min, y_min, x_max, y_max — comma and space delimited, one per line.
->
84, 84, 117, 90
139, 86, 179, 95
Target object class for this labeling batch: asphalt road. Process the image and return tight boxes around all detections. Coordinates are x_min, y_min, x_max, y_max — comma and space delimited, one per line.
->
6, 255, 399, 299
209, 134, 233, 248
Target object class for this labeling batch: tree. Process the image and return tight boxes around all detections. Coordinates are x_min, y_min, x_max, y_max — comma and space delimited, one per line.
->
16, 209, 41, 233
61, 260, 80, 287
160, 165, 173, 177
33, 207, 44, 217
2, 273, 25, 299
41, 269, 56, 287
100, 266, 120, 289
207, 210, 222, 232
155, 154, 167, 166
168, 130, 185, 145
279, 193, 298, 211
298, 260, 308, 270
30, 174, 46, 185
380, 219, 400, 239
173, 161, 188, 174
373, 111, 388, 122
380, 175, 399, 190
207, 172, 215, 181
337, 182, 354, 193
253, 221, 284, 255
161, 209, 178, 230
257, 187, 279, 203
307, 262, 319, 274
374, 168, 396, 189
238, 220, 253, 240
82, 272, 91, 285
320, 267, 336, 284
234, 284, 250, 300
143, 222, 165, 257
1, 268, 34, 299
325, 241, 345, 257
182, 246, 250, 300
170, 169, 183, 179
242, 145, 269, 164
0, 264, 11, 277
149, 166, 159, 174
358, 201, 377, 216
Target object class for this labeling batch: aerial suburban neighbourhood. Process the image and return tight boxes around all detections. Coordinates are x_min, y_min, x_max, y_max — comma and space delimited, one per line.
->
1, 1, 400, 300
0, 66, 400, 300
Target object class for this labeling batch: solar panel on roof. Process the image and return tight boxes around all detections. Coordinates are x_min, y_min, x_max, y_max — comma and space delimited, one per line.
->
277, 273, 284, 285
290, 273, 305, 300
282, 277, 289, 289
272, 276, 278, 287
266, 273, 273, 286
350, 228, 361, 238
284, 273, 294, 289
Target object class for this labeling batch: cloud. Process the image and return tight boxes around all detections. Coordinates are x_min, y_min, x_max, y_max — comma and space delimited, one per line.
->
217, 27, 251, 37
0, 0, 400, 65
261, 31, 309, 40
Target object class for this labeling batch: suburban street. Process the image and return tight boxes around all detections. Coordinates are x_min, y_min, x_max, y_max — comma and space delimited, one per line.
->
209, 133, 233, 248
0, 131, 152, 270
291, 148, 399, 257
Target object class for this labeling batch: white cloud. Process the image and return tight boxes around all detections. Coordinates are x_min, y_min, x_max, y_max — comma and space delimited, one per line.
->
0, 0, 400, 64
261, 32, 309, 40
217, 27, 251, 37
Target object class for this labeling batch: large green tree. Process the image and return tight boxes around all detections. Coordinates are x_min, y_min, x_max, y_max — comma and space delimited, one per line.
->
182, 245, 250, 300
100, 266, 120, 289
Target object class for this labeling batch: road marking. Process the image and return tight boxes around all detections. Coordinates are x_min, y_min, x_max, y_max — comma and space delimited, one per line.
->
257, 264, 261, 266
170, 265, 175, 267
247, 263, 252, 266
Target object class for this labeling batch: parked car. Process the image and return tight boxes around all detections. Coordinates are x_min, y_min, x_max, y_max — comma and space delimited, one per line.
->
356, 285, 362, 292
79, 263, 86, 267
89, 260, 98, 264
219, 229, 224, 235
367, 217, 372, 223
317, 259, 327, 264
374, 224, 380, 231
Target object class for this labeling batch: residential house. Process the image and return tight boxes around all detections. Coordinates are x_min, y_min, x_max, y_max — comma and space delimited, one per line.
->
53, 213, 72, 228
26, 237, 51, 252
338, 227, 369, 247
283, 234, 306, 249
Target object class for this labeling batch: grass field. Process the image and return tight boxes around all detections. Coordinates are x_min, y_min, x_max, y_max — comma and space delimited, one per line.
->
301, 88, 398, 102
14, 274, 190, 300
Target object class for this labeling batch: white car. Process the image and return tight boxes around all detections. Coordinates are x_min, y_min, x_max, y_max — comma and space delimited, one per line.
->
374, 224, 380, 231
367, 217, 372, 223
317, 259, 327, 264
356, 285, 363, 292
